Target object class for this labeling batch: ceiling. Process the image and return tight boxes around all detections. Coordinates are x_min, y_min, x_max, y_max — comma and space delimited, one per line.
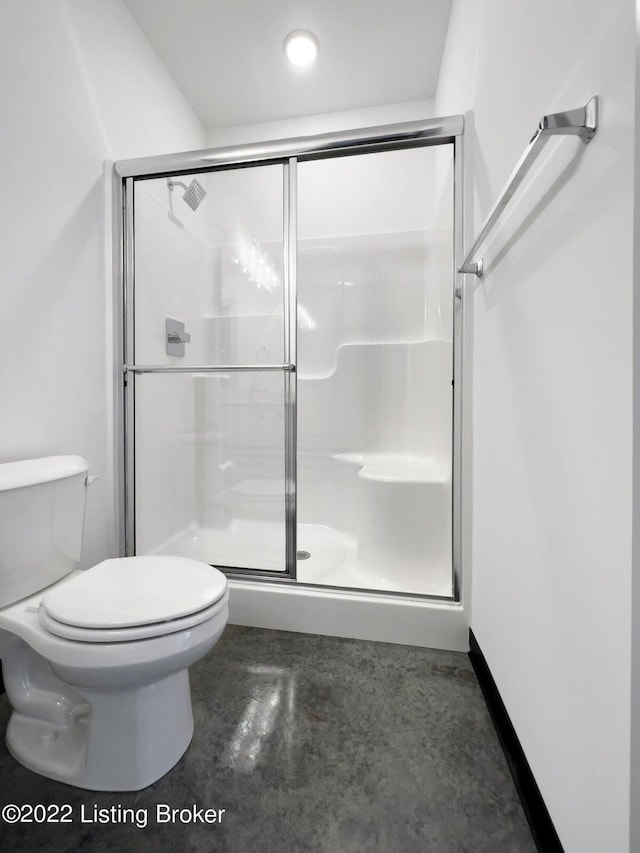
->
122, 0, 453, 129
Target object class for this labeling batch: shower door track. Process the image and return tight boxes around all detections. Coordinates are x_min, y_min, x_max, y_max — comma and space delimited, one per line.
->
116, 113, 466, 603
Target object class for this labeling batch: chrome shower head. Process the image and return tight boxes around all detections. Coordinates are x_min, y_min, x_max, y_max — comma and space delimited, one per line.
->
167, 177, 207, 211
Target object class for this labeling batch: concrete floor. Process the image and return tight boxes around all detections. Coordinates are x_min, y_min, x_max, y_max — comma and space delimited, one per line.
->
0, 626, 537, 852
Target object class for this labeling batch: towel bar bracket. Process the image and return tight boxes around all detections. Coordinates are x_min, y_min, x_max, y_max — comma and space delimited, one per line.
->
541, 96, 598, 143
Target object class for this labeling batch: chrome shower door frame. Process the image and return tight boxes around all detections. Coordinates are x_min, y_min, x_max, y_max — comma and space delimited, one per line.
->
116, 113, 466, 599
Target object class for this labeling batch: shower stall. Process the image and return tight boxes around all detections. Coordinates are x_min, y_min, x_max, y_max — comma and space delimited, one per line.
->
115, 116, 467, 645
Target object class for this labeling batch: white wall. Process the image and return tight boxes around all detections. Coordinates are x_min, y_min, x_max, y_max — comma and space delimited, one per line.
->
0, 0, 204, 568
437, 1, 634, 851
206, 99, 435, 148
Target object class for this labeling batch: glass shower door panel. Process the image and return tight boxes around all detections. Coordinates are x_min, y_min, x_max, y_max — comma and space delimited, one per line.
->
133, 164, 285, 367
296, 146, 454, 596
134, 371, 287, 572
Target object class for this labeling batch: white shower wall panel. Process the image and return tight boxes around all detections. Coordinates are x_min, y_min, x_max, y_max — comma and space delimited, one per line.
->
406, 341, 454, 459
134, 184, 209, 365
297, 341, 452, 458
297, 337, 452, 594
297, 147, 436, 240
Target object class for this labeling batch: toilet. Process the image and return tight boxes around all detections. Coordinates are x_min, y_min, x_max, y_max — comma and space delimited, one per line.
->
0, 455, 229, 791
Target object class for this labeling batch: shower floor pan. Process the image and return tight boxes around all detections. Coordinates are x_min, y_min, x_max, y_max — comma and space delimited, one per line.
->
151, 521, 452, 598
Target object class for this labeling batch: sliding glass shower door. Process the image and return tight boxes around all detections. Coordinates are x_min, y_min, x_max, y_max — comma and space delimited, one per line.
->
121, 116, 462, 599
295, 146, 455, 596
127, 163, 294, 574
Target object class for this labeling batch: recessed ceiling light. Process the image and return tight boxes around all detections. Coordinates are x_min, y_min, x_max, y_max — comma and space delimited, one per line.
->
284, 30, 319, 68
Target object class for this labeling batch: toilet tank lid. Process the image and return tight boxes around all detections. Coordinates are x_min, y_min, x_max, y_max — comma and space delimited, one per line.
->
0, 456, 89, 491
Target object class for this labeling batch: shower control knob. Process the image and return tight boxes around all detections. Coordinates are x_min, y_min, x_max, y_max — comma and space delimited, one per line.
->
165, 318, 191, 356
167, 331, 191, 344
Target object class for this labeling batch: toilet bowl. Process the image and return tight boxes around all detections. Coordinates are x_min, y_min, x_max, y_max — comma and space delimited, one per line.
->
0, 456, 229, 791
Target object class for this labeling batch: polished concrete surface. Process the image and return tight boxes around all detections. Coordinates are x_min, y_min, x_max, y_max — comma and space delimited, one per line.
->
0, 626, 537, 852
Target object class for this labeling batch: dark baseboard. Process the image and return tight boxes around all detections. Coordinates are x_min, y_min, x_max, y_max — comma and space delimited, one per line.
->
468, 629, 564, 853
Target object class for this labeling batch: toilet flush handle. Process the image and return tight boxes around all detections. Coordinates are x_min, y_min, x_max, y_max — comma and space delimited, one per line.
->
86, 475, 99, 487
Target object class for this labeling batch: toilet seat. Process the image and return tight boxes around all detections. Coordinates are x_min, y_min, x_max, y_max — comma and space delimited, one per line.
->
39, 594, 228, 643
39, 555, 227, 643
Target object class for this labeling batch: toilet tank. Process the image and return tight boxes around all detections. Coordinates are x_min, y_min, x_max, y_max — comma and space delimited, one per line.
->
0, 456, 89, 608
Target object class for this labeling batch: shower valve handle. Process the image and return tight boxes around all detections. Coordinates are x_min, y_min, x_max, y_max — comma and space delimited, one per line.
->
167, 330, 191, 345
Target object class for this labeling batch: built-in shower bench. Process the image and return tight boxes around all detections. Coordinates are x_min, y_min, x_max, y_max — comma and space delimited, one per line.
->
334, 452, 448, 483
334, 453, 451, 588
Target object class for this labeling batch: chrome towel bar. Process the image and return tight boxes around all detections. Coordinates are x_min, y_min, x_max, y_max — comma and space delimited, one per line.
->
459, 96, 598, 277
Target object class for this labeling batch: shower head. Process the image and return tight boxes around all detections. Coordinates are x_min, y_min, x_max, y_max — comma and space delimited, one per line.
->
167, 177, 207, 211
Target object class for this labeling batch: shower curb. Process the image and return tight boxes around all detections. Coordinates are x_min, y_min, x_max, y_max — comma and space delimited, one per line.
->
468, 629, 564, 853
